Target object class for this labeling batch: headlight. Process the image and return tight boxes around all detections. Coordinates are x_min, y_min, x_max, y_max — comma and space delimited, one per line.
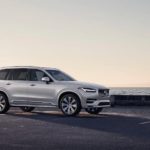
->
79, 87, 97, 93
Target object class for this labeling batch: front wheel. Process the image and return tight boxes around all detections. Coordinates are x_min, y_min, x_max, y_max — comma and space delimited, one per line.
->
60, 94, 81, 116
20, 107, 35, 112
85, 108, 103, 114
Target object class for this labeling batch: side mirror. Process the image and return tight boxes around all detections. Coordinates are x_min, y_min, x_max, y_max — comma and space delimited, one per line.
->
41, 77, 50, 83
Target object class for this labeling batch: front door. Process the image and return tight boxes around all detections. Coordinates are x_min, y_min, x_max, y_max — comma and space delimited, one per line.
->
26, 69, 57, 106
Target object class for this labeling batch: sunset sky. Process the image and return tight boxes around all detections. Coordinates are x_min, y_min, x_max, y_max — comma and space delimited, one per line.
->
0, 0, 150, 87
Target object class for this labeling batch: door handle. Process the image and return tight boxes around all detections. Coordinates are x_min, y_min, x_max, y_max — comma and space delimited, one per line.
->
6, 83, 11, 85
30, 84, 36, 86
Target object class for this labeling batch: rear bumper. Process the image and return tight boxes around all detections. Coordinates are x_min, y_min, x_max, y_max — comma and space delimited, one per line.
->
86, 99, 111, 108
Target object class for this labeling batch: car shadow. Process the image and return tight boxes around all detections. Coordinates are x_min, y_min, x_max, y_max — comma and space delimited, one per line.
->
7, 110, 150, 140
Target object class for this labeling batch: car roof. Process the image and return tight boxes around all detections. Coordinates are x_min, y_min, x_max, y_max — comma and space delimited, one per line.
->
0, 66, 58, 70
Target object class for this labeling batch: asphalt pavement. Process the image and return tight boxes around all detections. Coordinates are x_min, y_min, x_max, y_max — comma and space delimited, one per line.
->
0, 107, 150, 150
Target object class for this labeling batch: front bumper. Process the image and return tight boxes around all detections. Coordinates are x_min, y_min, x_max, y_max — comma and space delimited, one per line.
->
78, 88, 110, 108
86, 99, 111, 108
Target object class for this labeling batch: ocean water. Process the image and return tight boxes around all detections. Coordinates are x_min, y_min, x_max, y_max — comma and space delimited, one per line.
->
110, 87, 150, 95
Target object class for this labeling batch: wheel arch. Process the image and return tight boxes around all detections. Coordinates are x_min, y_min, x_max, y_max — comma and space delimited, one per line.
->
58, 91, 81, 109
0, 87, 11, 103
0, 90, 9, 101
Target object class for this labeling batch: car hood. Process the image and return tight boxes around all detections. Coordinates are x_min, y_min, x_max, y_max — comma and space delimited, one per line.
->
58, 81, 108, 89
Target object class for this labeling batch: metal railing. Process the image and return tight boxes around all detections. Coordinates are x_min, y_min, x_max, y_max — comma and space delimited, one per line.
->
110, 95, 150, 106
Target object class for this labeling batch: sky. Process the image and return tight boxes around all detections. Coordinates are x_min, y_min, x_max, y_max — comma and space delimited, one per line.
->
0, 0, 150, 87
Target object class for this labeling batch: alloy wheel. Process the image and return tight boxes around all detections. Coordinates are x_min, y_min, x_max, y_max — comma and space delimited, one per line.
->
0, 95, 6, 112
61, 96, 78, 115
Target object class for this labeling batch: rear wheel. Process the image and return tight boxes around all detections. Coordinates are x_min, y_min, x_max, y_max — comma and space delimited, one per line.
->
20, 107, 35, 112
60, 94, 81, 116
85, 108, 103, 114
0, 93, 10, 114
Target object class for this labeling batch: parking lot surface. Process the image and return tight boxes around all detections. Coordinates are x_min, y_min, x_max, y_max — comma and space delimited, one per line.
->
0, 107, 150, 150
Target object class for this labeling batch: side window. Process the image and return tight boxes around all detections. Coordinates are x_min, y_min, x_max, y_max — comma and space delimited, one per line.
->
12, 69, 28, 81
29, 69, 49, 81
6, 69, 13, 80
0, 69, 9, 80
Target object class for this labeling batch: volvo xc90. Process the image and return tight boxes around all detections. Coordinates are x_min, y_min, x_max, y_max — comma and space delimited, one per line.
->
0, 66, 110, 116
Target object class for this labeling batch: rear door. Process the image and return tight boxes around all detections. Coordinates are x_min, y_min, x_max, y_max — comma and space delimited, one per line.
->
5, 68, 30, 105
0, 69, 11, 91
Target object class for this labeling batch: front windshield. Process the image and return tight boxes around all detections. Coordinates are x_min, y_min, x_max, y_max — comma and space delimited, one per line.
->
46, 70, 75, 81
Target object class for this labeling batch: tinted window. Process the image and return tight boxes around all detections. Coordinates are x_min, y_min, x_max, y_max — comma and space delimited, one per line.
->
46, 70, 75, 81
0, 69, 9, 80
12, 69, 28, 81
29, 69, 49, 81
6, 69, 13, 80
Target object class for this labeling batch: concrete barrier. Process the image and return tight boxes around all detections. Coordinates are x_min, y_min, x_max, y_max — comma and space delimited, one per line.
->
110, 95, 150, 106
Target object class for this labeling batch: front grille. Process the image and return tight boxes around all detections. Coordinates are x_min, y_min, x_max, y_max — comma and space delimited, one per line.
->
99, 89, 109, 97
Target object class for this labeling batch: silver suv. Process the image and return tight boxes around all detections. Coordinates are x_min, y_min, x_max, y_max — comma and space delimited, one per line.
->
0, 66, 110, 116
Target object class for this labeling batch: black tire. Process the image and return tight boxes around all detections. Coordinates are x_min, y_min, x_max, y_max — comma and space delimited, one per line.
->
85, 108, 103, 114
0, 93, 10, 114
20, 107, 35, 112
59, 94, 81, 116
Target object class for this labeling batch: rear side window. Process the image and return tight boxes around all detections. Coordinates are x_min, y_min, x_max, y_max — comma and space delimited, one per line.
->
12, 69, 28, 81
0, 69, 9, 80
